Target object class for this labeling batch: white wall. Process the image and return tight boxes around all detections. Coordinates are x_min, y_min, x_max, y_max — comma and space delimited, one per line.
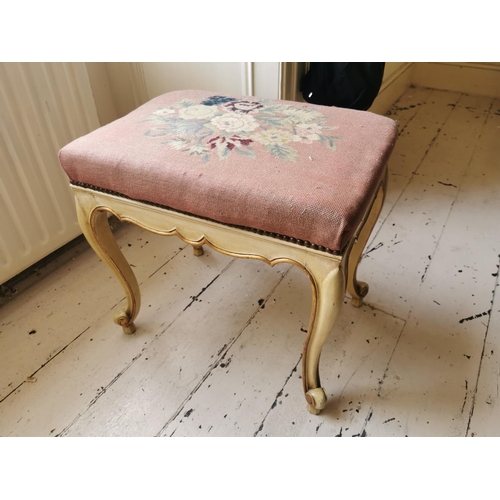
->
143, 62, 248, 99
141, 62, 280, 101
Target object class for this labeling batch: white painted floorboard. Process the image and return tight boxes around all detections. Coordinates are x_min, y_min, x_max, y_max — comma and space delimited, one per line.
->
1, 87, 500, 437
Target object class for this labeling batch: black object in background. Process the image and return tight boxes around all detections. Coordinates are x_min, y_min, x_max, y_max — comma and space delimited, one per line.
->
300, 63, 385, 110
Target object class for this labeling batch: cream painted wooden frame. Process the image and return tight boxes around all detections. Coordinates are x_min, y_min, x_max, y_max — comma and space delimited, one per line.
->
71, 167, 387, 415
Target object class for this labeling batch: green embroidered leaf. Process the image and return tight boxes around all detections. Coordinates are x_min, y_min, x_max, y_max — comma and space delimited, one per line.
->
258, 115, 288, 128
281, 106, 322, 121
187, 144, 210, 156
154, 116, 175, 124
277, 118, 297, 132
235, 147, 256, 158
218, 146, 231, 160
145, 128, 170, 138
320, 135, 338, 150
261, 105, 284, 114
265, 144, 297, 162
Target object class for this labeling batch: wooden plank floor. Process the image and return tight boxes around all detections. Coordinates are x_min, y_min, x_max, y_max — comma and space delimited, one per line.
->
1, 86, 500, 437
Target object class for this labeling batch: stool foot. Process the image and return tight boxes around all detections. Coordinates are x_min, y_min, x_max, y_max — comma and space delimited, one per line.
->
305, 388, 327, 415
351, 281, 369, 307
351, 297, 363, 308
114, 311, 136, 334
193, 245, 204, 257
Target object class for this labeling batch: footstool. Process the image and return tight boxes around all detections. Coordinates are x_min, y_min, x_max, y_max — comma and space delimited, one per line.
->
59, 90, 397, 415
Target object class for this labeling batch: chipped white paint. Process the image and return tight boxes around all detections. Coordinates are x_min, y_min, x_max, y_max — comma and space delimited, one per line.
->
367, 87, 453, 248
2, 88, 500, 436
160, 267, 311, 437
257, 303, 405, 437
0, 224, 188, 400
63, 259, 288, 437
456, 99, 500, 437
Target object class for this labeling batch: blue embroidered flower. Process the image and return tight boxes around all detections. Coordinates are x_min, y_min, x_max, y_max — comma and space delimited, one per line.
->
201, 95, 237, 106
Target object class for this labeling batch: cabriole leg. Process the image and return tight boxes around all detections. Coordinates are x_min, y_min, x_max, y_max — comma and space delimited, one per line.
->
302, 263, 345, 415
347, 168, 388, 307
75, 195, 141, 334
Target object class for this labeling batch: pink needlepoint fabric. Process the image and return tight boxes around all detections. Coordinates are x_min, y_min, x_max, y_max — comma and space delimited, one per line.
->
59, 90, 398, 251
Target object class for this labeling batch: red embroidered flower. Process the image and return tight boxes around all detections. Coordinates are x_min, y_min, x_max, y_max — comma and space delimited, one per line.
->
222, 100, 264, 114
207, 136, 223, 149
230, 135, 253, 147
207, 135, 253, 150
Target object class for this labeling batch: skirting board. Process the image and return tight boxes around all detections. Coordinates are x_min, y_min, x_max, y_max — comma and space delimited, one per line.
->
413, 63, 500, 99
369, 63, 414, 115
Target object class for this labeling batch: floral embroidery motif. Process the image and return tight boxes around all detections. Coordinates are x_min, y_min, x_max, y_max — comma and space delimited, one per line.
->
210, 112, 259, 133
144, 96, 340, 162
222, 100, 264, 114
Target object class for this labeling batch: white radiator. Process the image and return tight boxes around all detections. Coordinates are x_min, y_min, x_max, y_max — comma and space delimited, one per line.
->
0, 62, 100, 285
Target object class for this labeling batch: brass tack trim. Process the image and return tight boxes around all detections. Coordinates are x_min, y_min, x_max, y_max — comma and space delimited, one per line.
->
70, 181, 342, 255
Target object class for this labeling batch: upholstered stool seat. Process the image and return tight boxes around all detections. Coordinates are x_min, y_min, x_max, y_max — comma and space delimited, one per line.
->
59, 90, 397, 415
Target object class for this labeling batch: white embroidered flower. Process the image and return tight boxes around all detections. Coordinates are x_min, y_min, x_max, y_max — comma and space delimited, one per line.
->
153, 108, 175, 116
282, 106, 321, 123
296, 122, 322, 134
293, 123, 322, 143
252, 129, 295, 145
210, 112, 259, 133
179, 105, 218, 120
187, 144, 210, 156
